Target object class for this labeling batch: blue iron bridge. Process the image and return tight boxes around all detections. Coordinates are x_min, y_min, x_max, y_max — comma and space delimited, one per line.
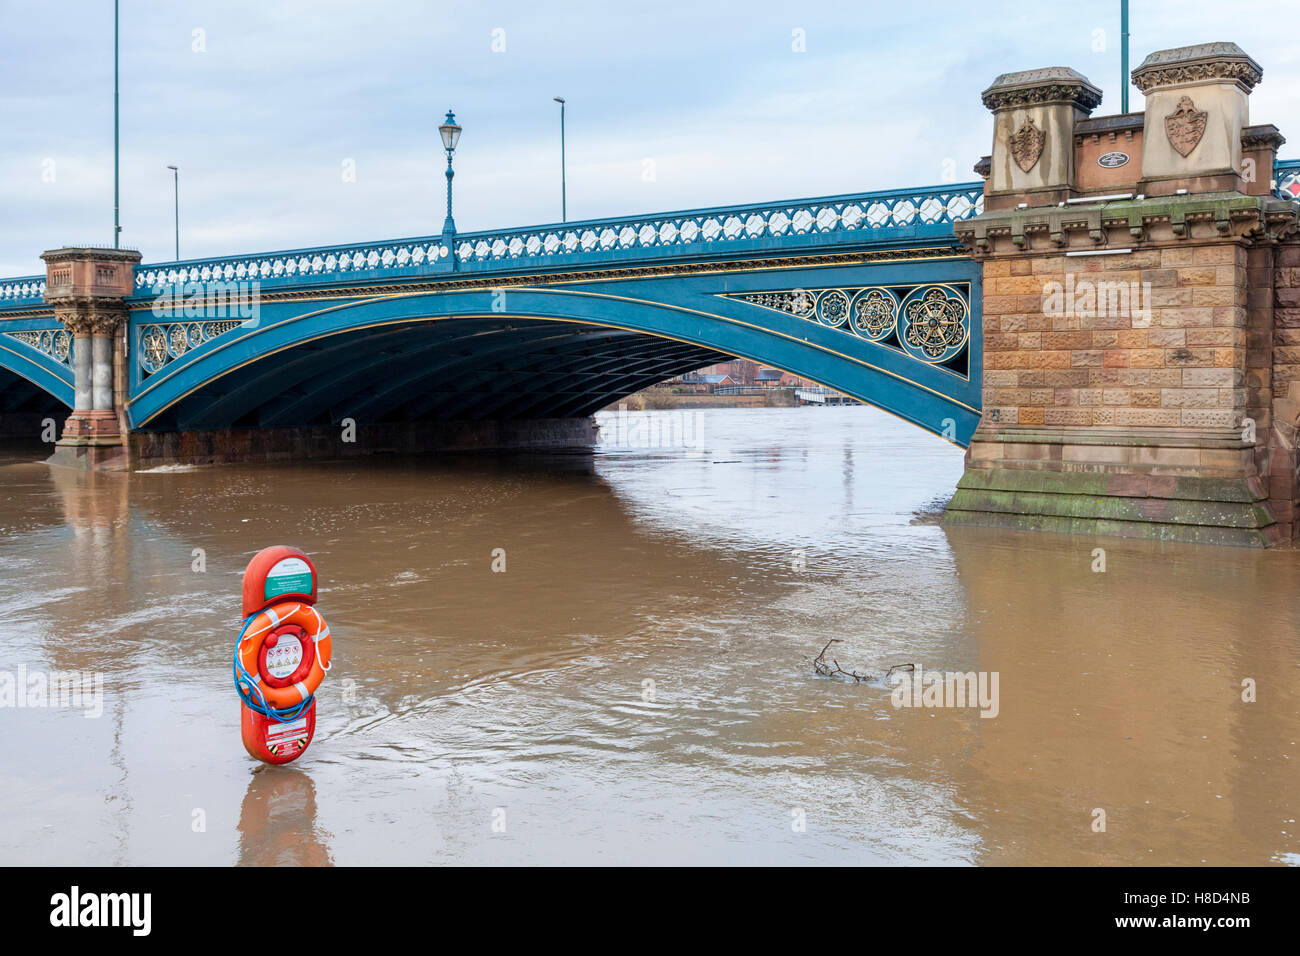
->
1, 160, 1297, 447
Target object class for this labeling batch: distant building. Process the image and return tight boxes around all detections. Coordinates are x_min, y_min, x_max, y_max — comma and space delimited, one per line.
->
697, 358, 758, 384
678, 372, 737, 393
755, 367, 807, 387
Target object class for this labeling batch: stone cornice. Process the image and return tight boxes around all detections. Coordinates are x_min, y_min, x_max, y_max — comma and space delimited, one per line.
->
40, 247, 142, 265
981, 67, 1103, 113
954, 192, 1298, 254
1241, 124, 1285, 151
1131, 42, 1263, 94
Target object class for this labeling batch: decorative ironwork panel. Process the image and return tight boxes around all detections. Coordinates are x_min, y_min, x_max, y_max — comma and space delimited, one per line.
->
1277, 160, 1300, 201
138, 320, 244, 376
725, 283, 971, 370
850, 288, 900, 342
4, 329, 73, 366
898, 285, 969, 363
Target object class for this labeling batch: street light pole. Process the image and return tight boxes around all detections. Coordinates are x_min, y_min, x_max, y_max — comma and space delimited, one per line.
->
553, 96, 566, 222
438, 109, 463, 237
114, 0, 120, 248
166, 165, 179, 260
1120, 0, 1130, 114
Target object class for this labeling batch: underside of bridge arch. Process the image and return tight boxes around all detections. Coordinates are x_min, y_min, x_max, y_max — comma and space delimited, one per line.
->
141, 317, 729, 432
0, 366, 69, 438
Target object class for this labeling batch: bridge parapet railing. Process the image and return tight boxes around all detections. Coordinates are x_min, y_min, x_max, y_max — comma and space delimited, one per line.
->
448, 185, 983, 266
0, 276, 47, 308
1, 162, 1296, 312
122, 183, 984, 299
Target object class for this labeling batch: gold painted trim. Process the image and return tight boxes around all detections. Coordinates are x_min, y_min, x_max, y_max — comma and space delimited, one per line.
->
0, 309, 58, 320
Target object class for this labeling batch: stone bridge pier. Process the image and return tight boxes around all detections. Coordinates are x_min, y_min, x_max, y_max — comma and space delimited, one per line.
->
41, 247, 141, 469
945, 42, 1300, 546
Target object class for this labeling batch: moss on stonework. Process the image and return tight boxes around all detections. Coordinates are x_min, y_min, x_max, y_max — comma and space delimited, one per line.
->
956, 468, 1264, 503
941, 507, 1274, 548
946, 487, 1272, 528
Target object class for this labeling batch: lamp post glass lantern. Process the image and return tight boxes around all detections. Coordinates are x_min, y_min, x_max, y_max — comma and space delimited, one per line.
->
439, 109, 462, 236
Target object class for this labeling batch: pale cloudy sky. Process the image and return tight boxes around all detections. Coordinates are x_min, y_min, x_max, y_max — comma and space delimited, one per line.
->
1, 0, 1297, 276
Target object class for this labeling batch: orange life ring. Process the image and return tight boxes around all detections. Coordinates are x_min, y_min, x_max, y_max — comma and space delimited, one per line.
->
237, 601, 332, 709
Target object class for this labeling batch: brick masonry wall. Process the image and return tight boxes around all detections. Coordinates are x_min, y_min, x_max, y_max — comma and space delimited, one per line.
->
1270, 240, 1300, 539
981, 243, 1249, 432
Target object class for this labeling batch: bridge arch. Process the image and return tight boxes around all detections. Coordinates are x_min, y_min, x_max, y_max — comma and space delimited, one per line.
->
0, 338, 73, 413
127, 283, 981, 443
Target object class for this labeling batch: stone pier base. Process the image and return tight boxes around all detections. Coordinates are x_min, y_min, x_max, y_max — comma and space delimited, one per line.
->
46, 440, 133, 471
944, 426, 1281, 547
117, 417, 599, 469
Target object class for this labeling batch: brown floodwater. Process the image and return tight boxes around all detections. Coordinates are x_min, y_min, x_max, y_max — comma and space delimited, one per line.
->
0, 406, 1297, 865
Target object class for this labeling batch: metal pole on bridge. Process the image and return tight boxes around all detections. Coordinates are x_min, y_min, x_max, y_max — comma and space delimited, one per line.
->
1120, 0, 1130, 114
554, 97, 567, 222
167, 165, 179, 260
438, 110, 462, 236
114, 0, 120, 248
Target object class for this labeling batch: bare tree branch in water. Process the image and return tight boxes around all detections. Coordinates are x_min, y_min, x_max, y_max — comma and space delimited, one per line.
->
813, 639, 915, 683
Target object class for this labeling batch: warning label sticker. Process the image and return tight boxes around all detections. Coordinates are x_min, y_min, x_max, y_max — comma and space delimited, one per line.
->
265, 717, 309, 747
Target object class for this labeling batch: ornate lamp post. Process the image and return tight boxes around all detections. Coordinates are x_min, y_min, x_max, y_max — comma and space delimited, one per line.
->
439, 109, 462, 237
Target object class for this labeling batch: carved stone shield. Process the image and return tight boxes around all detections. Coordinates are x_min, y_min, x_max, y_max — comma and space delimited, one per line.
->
1009, 116, 1045, 173
1165, 95, 1208, 158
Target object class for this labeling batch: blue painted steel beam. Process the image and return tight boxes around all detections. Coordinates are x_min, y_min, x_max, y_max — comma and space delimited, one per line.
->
507, 344, 722, 420
170, 324, 430, 429
238, 323, 478, 428
392, 331, 711, 422
456, 341, 720, 422
345, 328, 637, 424
258, 324, 608, 427
260, 323, 629, 424
530, 349, 724, 420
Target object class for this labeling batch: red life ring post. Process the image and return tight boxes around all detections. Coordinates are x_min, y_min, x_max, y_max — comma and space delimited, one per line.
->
236, 546, 333, 765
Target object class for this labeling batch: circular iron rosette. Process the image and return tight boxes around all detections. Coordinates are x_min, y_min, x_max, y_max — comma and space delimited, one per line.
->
815, 288, 851, 328
52, 330, 71, 363
166, 324, 191, 359
898, 284, 969, 364
848, 288, 900, 342
140, 326, 169, 374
